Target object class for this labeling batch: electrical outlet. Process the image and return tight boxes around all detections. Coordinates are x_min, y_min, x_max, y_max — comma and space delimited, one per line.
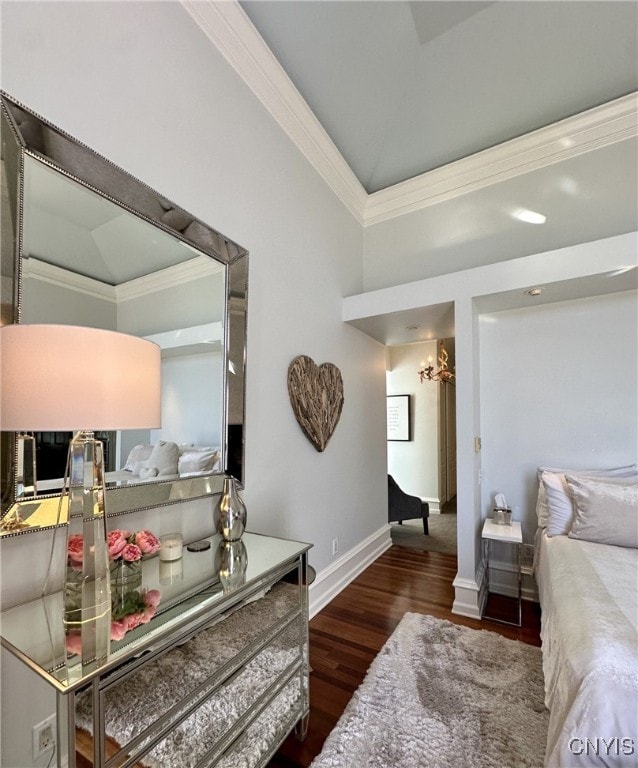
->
32, 714, 56, 759
331, 537, 339, 556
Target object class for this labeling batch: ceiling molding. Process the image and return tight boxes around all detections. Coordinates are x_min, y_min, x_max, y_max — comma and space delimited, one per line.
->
115, 257, 223, 302
24, 258, 116, 302
181, 0, 367, 225
181, 2, 637, 230
25, 256, 222, 303
364, 92, 638, 227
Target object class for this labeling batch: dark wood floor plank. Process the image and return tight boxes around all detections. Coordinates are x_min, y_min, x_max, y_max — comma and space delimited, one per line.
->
268, 544, 541, 767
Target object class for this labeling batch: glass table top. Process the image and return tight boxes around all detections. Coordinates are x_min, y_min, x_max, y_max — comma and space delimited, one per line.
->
0, 532, 310, 693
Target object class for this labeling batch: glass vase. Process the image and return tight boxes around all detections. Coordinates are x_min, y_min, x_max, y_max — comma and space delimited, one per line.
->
110, 559, 143, 617
213, 476, 247, 541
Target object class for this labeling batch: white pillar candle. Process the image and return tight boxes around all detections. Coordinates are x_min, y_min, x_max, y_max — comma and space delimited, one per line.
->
159, 533, 183, 561
159, 558, 184, 584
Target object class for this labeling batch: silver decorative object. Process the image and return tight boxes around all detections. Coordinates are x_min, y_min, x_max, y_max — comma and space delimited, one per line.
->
214, 476, 247, 541
215, 540, 248, 593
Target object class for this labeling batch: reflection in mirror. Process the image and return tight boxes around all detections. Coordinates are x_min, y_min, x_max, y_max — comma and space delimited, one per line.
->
21, 157, 225, 492
0, 92, 248, 534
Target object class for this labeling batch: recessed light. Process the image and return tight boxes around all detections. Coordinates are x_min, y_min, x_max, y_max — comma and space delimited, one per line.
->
512, 208, 546, 225
526, 288, 543, 297
608, 266, 637, 277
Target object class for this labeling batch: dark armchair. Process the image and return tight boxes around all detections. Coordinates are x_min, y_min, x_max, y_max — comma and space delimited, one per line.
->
388, 475, 429, 535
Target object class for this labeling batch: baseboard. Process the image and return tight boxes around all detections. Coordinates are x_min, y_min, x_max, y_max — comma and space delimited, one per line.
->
451, 575, 482, 619
308, 526, 392, 618
423, 497, 441, 513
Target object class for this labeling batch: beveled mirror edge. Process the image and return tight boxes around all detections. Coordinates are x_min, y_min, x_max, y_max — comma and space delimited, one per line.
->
0, 91, 248, 535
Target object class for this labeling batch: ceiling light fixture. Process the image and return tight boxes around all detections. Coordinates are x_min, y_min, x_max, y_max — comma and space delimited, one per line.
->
512, 208, 546, 225
526, 287, 543, 296
418, 340, 455, 384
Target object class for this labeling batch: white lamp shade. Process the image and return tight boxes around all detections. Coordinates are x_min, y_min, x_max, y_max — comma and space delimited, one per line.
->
0, 324, 161, 431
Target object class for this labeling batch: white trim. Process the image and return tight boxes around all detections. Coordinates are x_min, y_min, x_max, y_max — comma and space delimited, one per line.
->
422, 496, 441, 513
365, 93, 638, 226
451, 574, 483, 619
308, 525, 392, 619
24, 258, 115, 302
180, 0, 367, 225
24, 256, 222, 303
115, 257, 223, 302
178, 1, 637, 228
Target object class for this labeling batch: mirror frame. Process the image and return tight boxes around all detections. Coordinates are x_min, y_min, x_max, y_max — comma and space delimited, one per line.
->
0, 91, 248, 534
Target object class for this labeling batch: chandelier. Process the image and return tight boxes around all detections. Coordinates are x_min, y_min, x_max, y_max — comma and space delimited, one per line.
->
418, 341, 455, 384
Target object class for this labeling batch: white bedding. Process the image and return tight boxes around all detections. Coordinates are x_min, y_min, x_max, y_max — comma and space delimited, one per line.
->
536, 532, 638, 767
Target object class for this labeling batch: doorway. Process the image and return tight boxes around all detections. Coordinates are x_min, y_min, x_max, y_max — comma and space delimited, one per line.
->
386, 338, 457, 554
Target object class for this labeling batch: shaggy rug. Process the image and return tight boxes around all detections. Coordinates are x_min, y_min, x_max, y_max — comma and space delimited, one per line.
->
310, 613, 548, 768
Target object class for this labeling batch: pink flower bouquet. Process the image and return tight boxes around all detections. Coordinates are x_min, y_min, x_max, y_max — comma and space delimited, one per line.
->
108, 529, 160, 562
66, 589, 162, 655
64, 528, 162, 655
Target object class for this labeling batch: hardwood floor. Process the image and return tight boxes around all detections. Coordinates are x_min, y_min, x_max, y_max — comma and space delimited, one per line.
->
268, 544, 541, 768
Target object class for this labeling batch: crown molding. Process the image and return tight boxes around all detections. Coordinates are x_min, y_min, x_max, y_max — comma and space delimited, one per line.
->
115, 257, 223, 301
25, 256, 222, 303
181, 0, 367, 225
181, 2, 637, 230
364, 92, 638, 227
24, 258, 116, 302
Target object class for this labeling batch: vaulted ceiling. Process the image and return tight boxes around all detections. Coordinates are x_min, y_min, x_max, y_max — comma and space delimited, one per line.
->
240, 1, 637, 193
182, 0, 637, 342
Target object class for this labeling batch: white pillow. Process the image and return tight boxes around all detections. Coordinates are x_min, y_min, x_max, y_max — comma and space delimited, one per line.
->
123, 443, 153, 472
143, 441, 179, 477
178, 449, 219, 475
535, 463, 637, 528
542, 471, 576, 537
566, 475, 638, 548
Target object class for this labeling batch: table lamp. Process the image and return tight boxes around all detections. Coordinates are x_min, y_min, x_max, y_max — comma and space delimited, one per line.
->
0, 324, 161, 670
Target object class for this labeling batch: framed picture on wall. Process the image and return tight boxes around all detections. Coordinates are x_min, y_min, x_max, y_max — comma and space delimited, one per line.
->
387, 395, 411, 441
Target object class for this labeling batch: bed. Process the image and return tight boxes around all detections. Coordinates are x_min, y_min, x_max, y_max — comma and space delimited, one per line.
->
534, 466, 638, 768
37, 440, 222, 492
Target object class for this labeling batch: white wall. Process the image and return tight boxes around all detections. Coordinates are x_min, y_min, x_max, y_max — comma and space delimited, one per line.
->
0, 3, 387, 765
152, 351, 222, 447
386, 341, 440, 505
480, 290, 638, 545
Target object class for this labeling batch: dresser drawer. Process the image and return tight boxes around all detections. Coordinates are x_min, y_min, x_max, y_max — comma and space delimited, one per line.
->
76, 579, 306, 767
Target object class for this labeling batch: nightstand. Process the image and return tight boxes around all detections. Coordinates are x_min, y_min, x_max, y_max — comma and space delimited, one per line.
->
482, 519, 523, 627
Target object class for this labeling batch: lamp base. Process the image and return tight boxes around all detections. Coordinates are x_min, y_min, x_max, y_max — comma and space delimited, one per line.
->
63, 431, 111, 671
16, 431, 36, 497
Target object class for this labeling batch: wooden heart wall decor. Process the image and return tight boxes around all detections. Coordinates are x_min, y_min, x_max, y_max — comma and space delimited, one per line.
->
287, 355, 344, 452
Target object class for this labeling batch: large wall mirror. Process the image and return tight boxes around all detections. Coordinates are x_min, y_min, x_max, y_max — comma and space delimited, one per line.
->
0, 92, 248, 534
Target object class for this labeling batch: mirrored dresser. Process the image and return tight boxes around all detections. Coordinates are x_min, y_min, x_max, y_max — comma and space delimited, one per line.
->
0, 532, 311, 768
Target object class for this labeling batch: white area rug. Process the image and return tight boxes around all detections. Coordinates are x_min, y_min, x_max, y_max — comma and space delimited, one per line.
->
310, 613, 548, 768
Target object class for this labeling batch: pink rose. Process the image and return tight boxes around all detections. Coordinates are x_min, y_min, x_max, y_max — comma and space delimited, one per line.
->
108, 530, 130, 560
65, 632, 82, 656
124, 612, 144, 631
140, 605, 157, 624
110, 620, 129, 642
135, 530, 160, 556
144, 589, 161, 609
121, 543, 142, 562
67, 534, 83, 566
